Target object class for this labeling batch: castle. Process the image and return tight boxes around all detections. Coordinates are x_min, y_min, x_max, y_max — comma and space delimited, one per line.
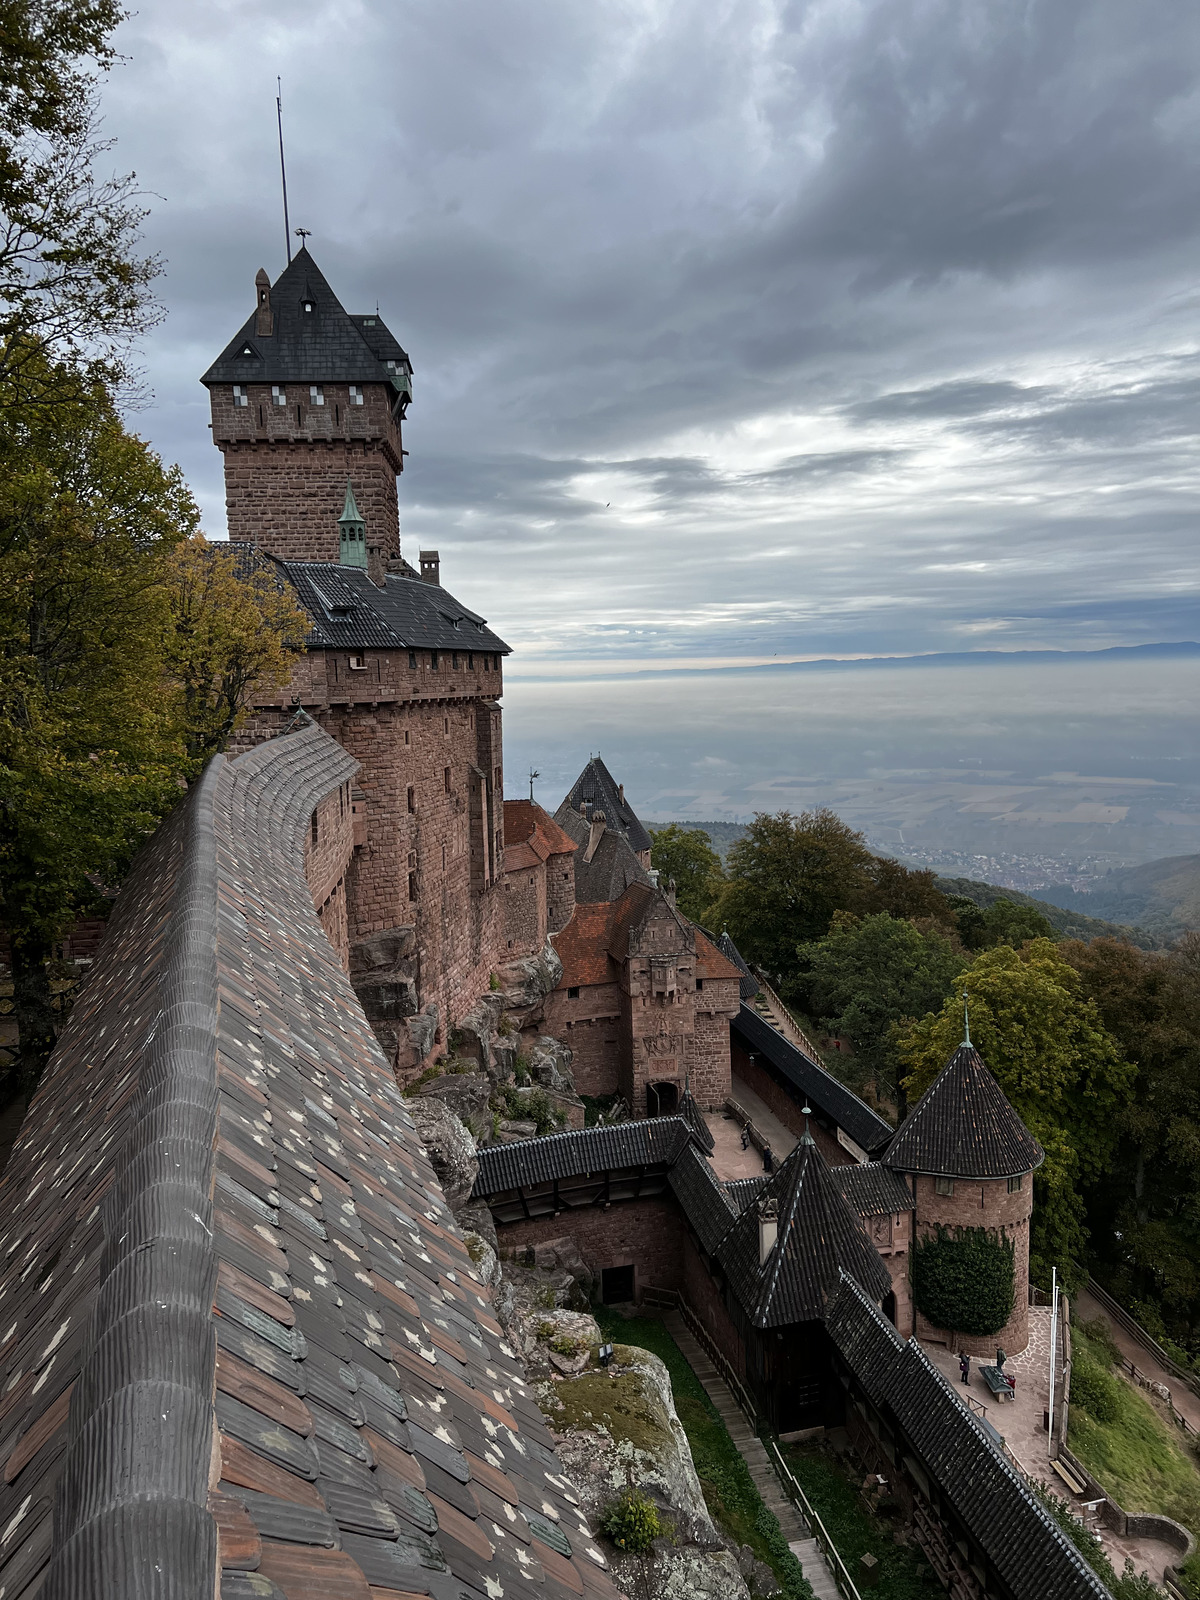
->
0, 250, 1108, 1600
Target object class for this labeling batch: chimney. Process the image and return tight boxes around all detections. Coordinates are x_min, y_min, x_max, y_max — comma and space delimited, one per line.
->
618, 783, 625, 806
420, 550, 440, 585
758, 1195, 779, 1264
665, 877, 677, 908
583, 810, 607, 864
254, 268, 273, 337
367, 544, 386, 588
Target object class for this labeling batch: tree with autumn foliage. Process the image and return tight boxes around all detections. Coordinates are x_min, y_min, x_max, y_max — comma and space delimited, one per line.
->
163, 536, 309, 767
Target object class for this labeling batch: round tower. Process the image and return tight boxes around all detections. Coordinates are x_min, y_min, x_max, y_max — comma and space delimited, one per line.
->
884, 1040, 1043, 1355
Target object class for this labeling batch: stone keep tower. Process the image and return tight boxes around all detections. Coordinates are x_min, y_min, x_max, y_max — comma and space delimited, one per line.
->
201, 249, 413, 562
884, 1040, 1044, 1354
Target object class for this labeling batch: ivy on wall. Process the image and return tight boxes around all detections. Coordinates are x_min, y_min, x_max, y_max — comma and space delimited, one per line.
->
912, 1225, 1015, 1337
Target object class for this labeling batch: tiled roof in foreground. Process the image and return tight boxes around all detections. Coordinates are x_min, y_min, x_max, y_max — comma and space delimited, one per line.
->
826, 1278, 1113, 1600
0, 723, 617, 1600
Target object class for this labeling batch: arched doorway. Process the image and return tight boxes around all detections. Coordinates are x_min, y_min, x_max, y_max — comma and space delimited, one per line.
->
646, 1081, 679, 1117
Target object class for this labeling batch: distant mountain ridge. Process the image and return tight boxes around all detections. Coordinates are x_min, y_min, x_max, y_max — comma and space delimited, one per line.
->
1034, 853, 1200, 944
933, 876, 1160, 949
654, 819, 1161, 946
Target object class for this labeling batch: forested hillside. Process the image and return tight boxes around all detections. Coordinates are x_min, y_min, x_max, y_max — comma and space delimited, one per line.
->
650, 809, 1200, 1367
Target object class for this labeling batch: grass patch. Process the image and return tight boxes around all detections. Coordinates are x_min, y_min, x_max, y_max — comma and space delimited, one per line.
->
594, 1309, 813, 1600
781, 1447, 928, 1599
1068, 1321, 1200, 1535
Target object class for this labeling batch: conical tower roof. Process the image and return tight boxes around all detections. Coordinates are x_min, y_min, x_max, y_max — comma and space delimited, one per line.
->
201, 246, 412, 392
884, 1043, 1044, 1180
717, 1133, 891, 1328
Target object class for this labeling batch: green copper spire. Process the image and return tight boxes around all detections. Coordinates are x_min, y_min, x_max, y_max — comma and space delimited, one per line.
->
338, 481, 367, 567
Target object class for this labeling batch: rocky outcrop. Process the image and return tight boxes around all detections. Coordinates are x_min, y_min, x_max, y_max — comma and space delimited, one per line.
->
349, 926, 419, 1067
404, 1003, 439, 1066
417, 1070, 492, 1141
528, 1034, 576, 1094
452, 994, 505, 1075
406, 1096, 478, 1212
497, 940, 563, 1023
541, 1338, 752, 1600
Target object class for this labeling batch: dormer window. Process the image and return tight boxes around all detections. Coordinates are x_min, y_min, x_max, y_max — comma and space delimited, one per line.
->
310, 386, 324, 406
302, 300, 314, 314
363, 317, 377, 326
232, 385, 248, 407
271, 385, 286, 406
349, 385, 364, 406
237, 343, 255, 357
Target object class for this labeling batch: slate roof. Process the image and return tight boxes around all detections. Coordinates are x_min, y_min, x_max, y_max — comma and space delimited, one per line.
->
678, 1085, 715, 1154
724, 1176, 767, 1214
667, 1145, 737, 1254
715, 931, 760, 1001
554, 759, 653, 857
826, 1278, 1113, 1600
202, 247, 413, 396
831, 1163, 914, 1219
554, 807, 652, 905
732, 1004, 894, 1159
277, 561, 510, 656
716, 1135, 891, 1329
0, 721, 617, 1600
883, 1043, 1044, 1180
472, 1119, 694, 1199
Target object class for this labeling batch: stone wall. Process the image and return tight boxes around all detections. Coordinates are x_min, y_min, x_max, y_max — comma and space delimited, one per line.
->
544, 985, 623, 1097
503, 865, 547, 958
730, 1043, 850, 1167
680, 1230, 747, 1380
496, 1196, 684, 1301
302, 774, 356, 972
912, 1171, 1032, 1354
210, 379, 404, 560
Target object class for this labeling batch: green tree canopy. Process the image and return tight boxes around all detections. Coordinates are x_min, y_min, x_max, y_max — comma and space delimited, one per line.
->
898, 939, 1135, 1286
798, 911, 962, 1111
1060, 935, 1200, 1353
648, 824, 724, 924
708, 809, 877, 975
0, 3, 160, 402
0, 373, 193, 1094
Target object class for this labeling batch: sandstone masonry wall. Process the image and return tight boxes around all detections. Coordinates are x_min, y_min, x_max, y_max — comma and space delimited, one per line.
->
912, 1171, 1032, 1355
730, 1044, 850, 1168
497, 1196, 684, 1302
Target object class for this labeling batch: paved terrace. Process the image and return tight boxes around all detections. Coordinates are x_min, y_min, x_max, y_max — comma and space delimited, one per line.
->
922, 1309, 1176, 1585
704, 1076, 799, 1182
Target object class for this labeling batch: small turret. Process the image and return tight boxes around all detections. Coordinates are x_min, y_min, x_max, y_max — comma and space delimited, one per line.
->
254, 268, 273, 337
338, 482, 367, 569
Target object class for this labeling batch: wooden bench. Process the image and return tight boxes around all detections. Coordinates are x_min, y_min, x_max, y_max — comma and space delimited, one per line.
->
980, 1365, 1015, 1400
1051, 1458, 1088, 1496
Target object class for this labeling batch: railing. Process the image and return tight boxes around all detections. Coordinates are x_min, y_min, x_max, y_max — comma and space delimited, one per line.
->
1118, 1355, 1198, 1438
765, 1436, 863, 1600
1080, 1274, 1200, 1404
649, 1287, 862, 1600
724, 1096, 776, 1170
749, 973, 825, 1065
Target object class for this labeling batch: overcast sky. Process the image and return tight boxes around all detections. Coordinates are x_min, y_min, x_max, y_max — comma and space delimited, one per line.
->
104, 0, 1200, 673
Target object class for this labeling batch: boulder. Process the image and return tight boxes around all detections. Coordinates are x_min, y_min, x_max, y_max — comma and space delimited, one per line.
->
454, 1200, 498, 1256
497, 940, 564, 1016
405, 1096, 478, 1212
451, 994, 504, 1075
498, 1119, 538, 1141
417, 1071, 493, 1140
528, 1034, 577, 1095
404, 1003, 439, 1065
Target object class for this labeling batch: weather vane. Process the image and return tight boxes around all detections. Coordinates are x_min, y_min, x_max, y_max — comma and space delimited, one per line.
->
528, 767, 540, 801
963, 991, 971, 1046
294, 227, 311, 242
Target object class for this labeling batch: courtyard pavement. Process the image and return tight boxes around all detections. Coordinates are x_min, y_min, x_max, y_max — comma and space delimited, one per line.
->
704, 1075, 799, 1182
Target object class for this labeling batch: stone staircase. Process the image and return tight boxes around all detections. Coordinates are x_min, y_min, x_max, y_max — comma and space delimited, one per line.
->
662, 1311, 842, 1599
748, 976, 825, 1066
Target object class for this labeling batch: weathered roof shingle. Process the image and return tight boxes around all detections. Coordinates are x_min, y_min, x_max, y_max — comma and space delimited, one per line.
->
883, 1043, 1044, 1180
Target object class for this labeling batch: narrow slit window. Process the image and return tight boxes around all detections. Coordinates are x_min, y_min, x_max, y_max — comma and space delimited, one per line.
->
407, 786, 415, 814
